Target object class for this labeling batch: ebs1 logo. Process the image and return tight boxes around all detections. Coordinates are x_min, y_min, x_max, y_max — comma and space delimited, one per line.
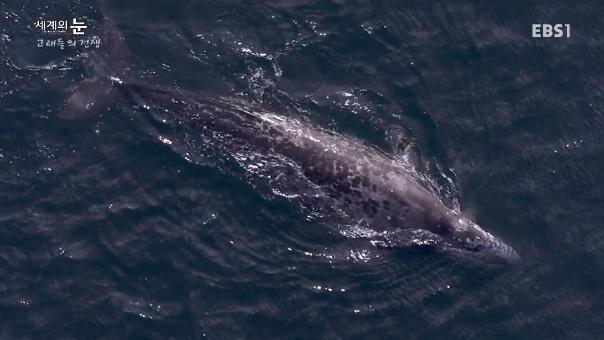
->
532, 24, 570, 38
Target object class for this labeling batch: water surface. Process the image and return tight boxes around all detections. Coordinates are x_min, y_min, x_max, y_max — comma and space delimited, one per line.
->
1, 1, 603, 338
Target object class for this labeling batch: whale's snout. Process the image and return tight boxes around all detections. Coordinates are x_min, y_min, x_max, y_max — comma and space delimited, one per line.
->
437, 212, 520, 265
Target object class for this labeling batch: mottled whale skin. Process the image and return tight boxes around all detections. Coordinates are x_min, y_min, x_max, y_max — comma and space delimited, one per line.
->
114, 83, 520, 264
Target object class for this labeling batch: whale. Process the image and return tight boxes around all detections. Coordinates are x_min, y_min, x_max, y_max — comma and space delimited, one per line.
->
58, 12, 519, 264
106, 82, 521, 264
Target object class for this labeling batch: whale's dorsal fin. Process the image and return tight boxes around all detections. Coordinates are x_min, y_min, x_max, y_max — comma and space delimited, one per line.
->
398, 138, 423, 172
385, 127, 422, 172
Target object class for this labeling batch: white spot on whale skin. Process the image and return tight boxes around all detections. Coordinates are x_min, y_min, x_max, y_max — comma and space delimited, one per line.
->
307, 135, 321, 143
109, 76, 123, 84
158, 136, 173, 145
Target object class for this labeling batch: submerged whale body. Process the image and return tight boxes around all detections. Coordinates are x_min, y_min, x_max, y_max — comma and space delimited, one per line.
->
107, 83, 520, 264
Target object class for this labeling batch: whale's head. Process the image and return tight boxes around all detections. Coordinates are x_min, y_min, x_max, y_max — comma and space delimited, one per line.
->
434, 211, 520, 264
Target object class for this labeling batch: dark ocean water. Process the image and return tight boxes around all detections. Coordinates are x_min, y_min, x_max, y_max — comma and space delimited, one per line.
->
1, 1, 604, 338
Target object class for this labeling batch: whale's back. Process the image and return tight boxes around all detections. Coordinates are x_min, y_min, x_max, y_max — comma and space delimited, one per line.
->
119, 83, 441, 231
